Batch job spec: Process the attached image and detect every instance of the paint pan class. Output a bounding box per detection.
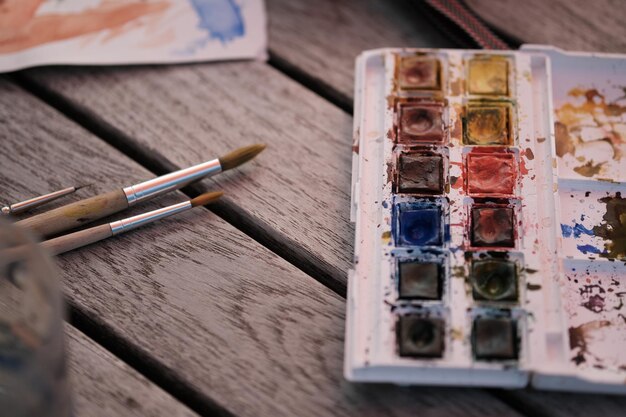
[393,198,448,247]
[348,45,626,393]
[464,101,514,146]
[397,315,445,357]
[395,250,447,301]
[396,100,446,144]
[471,259,518,302]
[472,316,518,360]
[469,201,517,248]
[396,55,441,91]
[395,148,448,195]
[467,55,511,96]
[465,148,518,197]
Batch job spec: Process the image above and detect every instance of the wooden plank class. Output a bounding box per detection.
[67,325,198,417]
[0,80,524,416]
[267,0,456,101]
[466,0,626,53]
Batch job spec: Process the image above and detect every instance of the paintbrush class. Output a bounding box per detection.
[1,184,90,216]
[41,191,223,256]
[16,144,265,238]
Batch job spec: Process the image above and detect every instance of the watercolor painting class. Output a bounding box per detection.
[0,0,266,72]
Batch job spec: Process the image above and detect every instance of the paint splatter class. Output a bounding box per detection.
[573,160,605,177]
[554,121,577,157]
[450,78,463,96]
[450,175,462,190]
[386,94,396,110]
[577,244,602,255]
[560,223,595,238]
[580,285,606,313]
[594,193,626,259]
[524,148,535,160]
[517,156,529,176]
[569,320,612,365]
[387,160,396,185]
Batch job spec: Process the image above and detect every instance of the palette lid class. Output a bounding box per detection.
[522,44,626,393]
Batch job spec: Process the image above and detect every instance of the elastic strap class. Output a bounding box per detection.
[424,0,510,49]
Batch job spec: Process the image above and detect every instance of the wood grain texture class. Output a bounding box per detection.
[67,325,198,417]
[17,189,127,238]
[267,0,456,101]
[23,62,355,287]
[44,223,113,256]
[466,0,626,53]
[19,2,626,414]
[0,81,524,417]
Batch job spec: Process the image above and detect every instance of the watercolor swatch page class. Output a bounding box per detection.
[347,45,626,394]
[0,0,266,72]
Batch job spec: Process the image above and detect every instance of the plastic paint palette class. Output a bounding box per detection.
[346,45,626,393]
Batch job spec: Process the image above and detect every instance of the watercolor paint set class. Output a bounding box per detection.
[346,45,626,393]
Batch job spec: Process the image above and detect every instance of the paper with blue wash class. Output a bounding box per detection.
[0,0,266,72]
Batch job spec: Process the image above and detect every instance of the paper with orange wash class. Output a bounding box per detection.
[0,0,266,72]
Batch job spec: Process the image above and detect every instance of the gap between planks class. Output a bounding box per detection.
[268,51,353,114]
[67,323,199,417]
[67,300,233,417]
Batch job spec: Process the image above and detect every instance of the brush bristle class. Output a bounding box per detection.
[190,191,224,207]
[218,144,266,171]
[75,184,93,191]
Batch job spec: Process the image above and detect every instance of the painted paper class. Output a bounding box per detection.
[0,0,266,72]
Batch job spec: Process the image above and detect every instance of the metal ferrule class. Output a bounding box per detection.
[110,201,192,235]
[1,186,77,215]
[123,159,221,206]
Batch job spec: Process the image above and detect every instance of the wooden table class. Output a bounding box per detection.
[2,1,626,416]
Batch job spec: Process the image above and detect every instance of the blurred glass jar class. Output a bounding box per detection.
[0,218,71,417]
